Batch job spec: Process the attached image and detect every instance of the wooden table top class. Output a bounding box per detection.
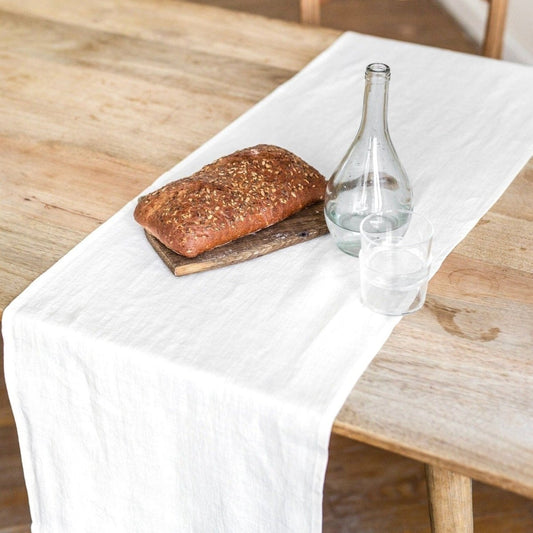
[1,0,532,500]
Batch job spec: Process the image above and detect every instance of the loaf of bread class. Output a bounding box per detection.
[134,144,326,258]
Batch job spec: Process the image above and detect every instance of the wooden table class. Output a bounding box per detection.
[1,1,532,531]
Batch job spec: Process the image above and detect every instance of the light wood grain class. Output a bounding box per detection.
[0,0,532,523]
[0,0,338,315]
[191,0,479,55]
[333,158,533,498]
[426,465,473,533]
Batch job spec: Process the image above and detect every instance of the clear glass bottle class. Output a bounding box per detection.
[324,63,413,256]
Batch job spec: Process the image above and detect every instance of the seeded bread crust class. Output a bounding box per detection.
[134,144,326,258]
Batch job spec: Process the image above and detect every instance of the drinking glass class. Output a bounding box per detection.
[359,210,433,315]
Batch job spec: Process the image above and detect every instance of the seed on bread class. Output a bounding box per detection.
[134,144,326,258]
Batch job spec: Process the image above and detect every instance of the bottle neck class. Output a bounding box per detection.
[358,65,390,138]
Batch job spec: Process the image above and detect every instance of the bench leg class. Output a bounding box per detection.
[425,464,474,533]
[300,0,321,25]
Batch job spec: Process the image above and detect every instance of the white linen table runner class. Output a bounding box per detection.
[4,32,533,532]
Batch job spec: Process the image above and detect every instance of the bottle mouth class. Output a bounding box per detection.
[366,63,391,80]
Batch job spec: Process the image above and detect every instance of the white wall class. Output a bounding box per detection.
[438,0,533,64]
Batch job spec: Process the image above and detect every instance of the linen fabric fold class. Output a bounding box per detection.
[4,32,533,532]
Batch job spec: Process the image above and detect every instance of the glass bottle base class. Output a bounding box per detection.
[324,212,363,257]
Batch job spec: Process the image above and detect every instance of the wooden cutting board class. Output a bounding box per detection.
[145,201,329,276]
